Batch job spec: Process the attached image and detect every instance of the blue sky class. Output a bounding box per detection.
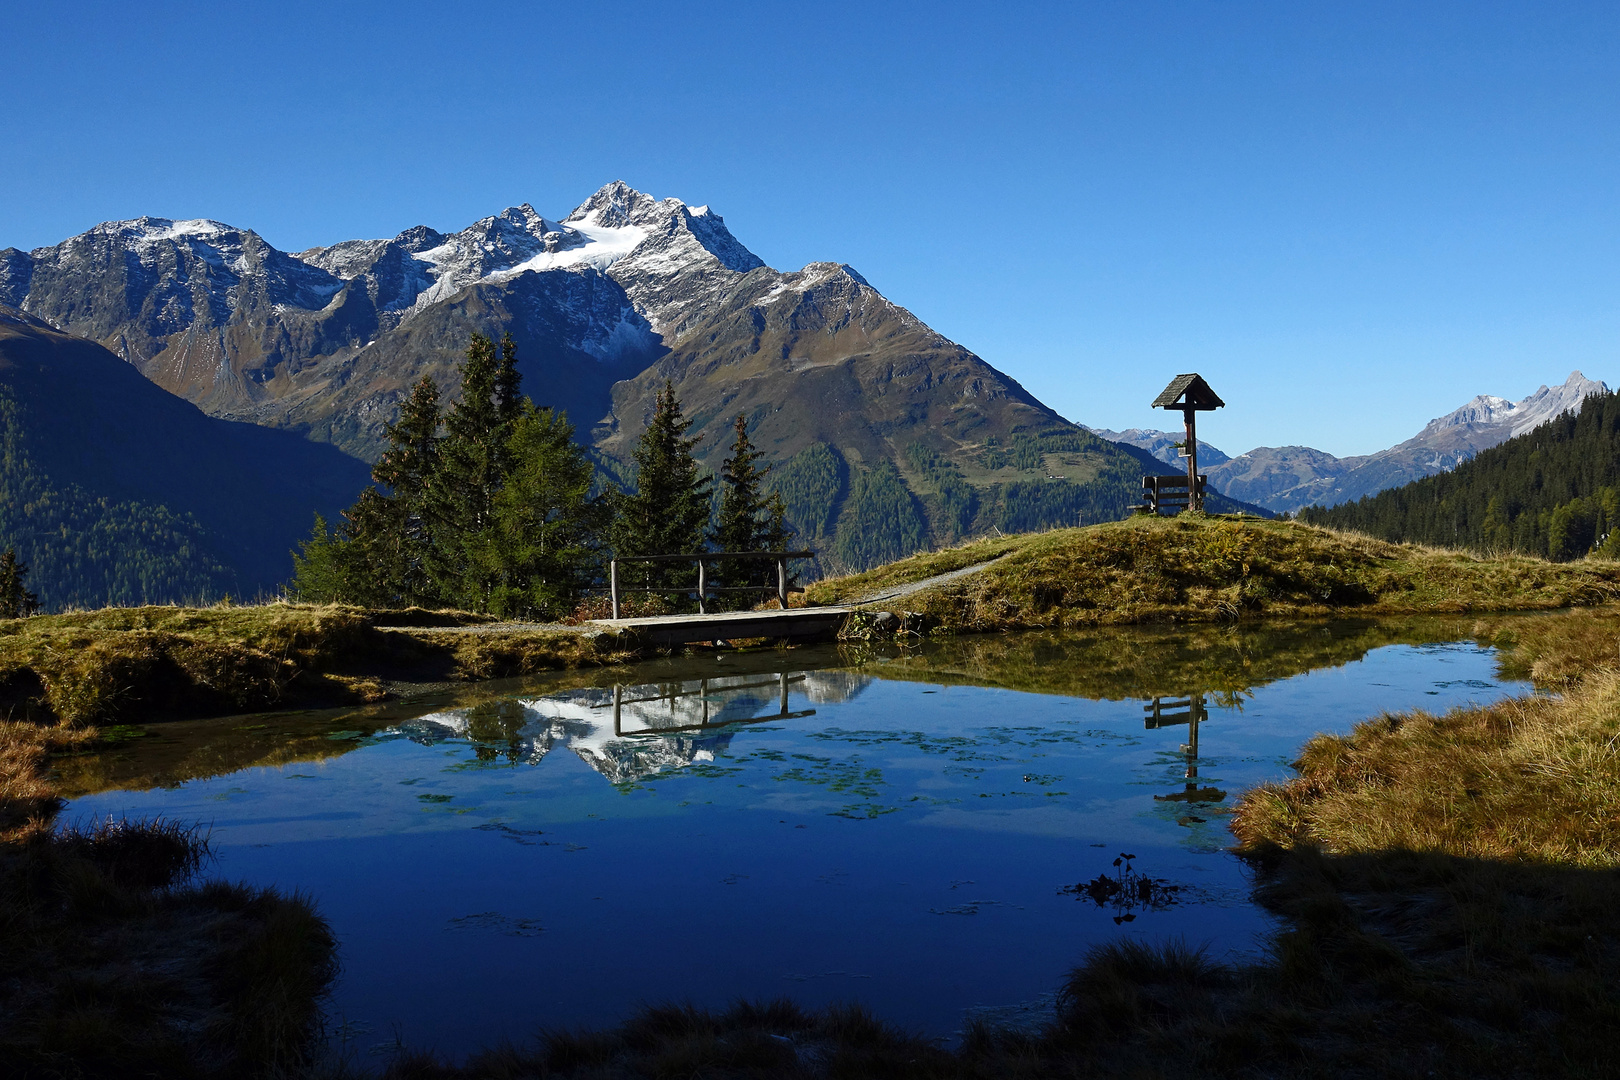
[3,0,1615,457]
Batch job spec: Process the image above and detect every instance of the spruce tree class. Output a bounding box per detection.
[469,403,607,619]
[713,414,784,600]
[612,380,712,596]
[0,547,40,618]
[288,514,360,604]
[355,374,443,606]
[762,490,794,553]
[426,333,523,608]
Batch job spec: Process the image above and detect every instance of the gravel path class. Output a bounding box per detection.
[847,554,1008,607]
[373,620,576,635]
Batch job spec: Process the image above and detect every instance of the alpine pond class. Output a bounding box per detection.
[56,617,1538,1057]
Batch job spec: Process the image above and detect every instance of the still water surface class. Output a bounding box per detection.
[58,619,1534,1055]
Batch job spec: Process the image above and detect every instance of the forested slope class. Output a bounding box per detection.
[0,308,370,607]
[763,433,1259,574]
[1301,390,1620,561]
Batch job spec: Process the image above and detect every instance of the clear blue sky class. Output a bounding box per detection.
[3,0,1616,457]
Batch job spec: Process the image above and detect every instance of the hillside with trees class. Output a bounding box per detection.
[293,338,793,618]
[1301,389,1620,561]
[0,307,370,609]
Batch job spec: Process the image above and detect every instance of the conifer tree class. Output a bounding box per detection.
[356,374,443,605]
[426,333,523,607]
[290,375,444,606]
[469,403,607,619]
[715,415,768,551]
[288,514,359,604]
[762,490,794,553]
[713,414,794,600]
[612,380,712,594]
[0,547,40,618]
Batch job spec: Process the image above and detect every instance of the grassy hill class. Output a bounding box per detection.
[805,514,1620,628]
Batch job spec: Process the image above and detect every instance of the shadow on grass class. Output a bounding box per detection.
[1,811,337,1079]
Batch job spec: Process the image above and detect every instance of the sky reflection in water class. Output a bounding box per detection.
[61,626,1529,1056]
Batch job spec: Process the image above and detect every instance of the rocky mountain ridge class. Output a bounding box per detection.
[2,182,1236,571]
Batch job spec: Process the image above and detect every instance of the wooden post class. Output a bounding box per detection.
[1183,407,1200,513]
[1182,694,1204,781]
[610,559,620,620]
[697,558,707,614]
[777,556,788,609]
[779,670,789,715]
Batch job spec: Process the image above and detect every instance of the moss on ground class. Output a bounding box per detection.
[0,602,634,728]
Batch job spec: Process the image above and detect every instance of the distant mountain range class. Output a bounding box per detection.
[1,181,1258,589]
[1090,371,1611,514]
[1302,385,1620,561]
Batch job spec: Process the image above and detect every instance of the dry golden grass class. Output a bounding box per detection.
[1234,606,1620,866]
[0,720,92,836]
[1234,671,1620,866]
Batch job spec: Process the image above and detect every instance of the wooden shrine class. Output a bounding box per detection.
[1145,373,1225,514]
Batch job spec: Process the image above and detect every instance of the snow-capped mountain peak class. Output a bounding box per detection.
[319,182,768,328]
[1508,371,1610,436]
[1414,370,1610,442]
[563,179,666,229]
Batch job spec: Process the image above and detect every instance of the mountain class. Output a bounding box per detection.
[3,182,1259,571]
[1301,388,1620,561]
[0,306,370,607]
[1083,427,1230,468]
[1111,371,1611,515]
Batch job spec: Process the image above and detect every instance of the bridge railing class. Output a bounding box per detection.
[608,550,817,619]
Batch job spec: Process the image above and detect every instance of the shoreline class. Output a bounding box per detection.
[4,518,1619,1075]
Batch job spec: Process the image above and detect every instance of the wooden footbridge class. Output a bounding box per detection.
[588,550,851,646]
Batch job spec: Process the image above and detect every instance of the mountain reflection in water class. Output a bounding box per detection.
[388,672,868,784]
[54,617,1546,1057]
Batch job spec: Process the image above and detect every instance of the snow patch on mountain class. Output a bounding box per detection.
[1407,371,1609,444]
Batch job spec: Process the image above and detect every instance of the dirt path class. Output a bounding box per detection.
[846,555,1009,607]
[373,621,576,635]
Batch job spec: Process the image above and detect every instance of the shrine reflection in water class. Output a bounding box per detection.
[57,618,1536,1056]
